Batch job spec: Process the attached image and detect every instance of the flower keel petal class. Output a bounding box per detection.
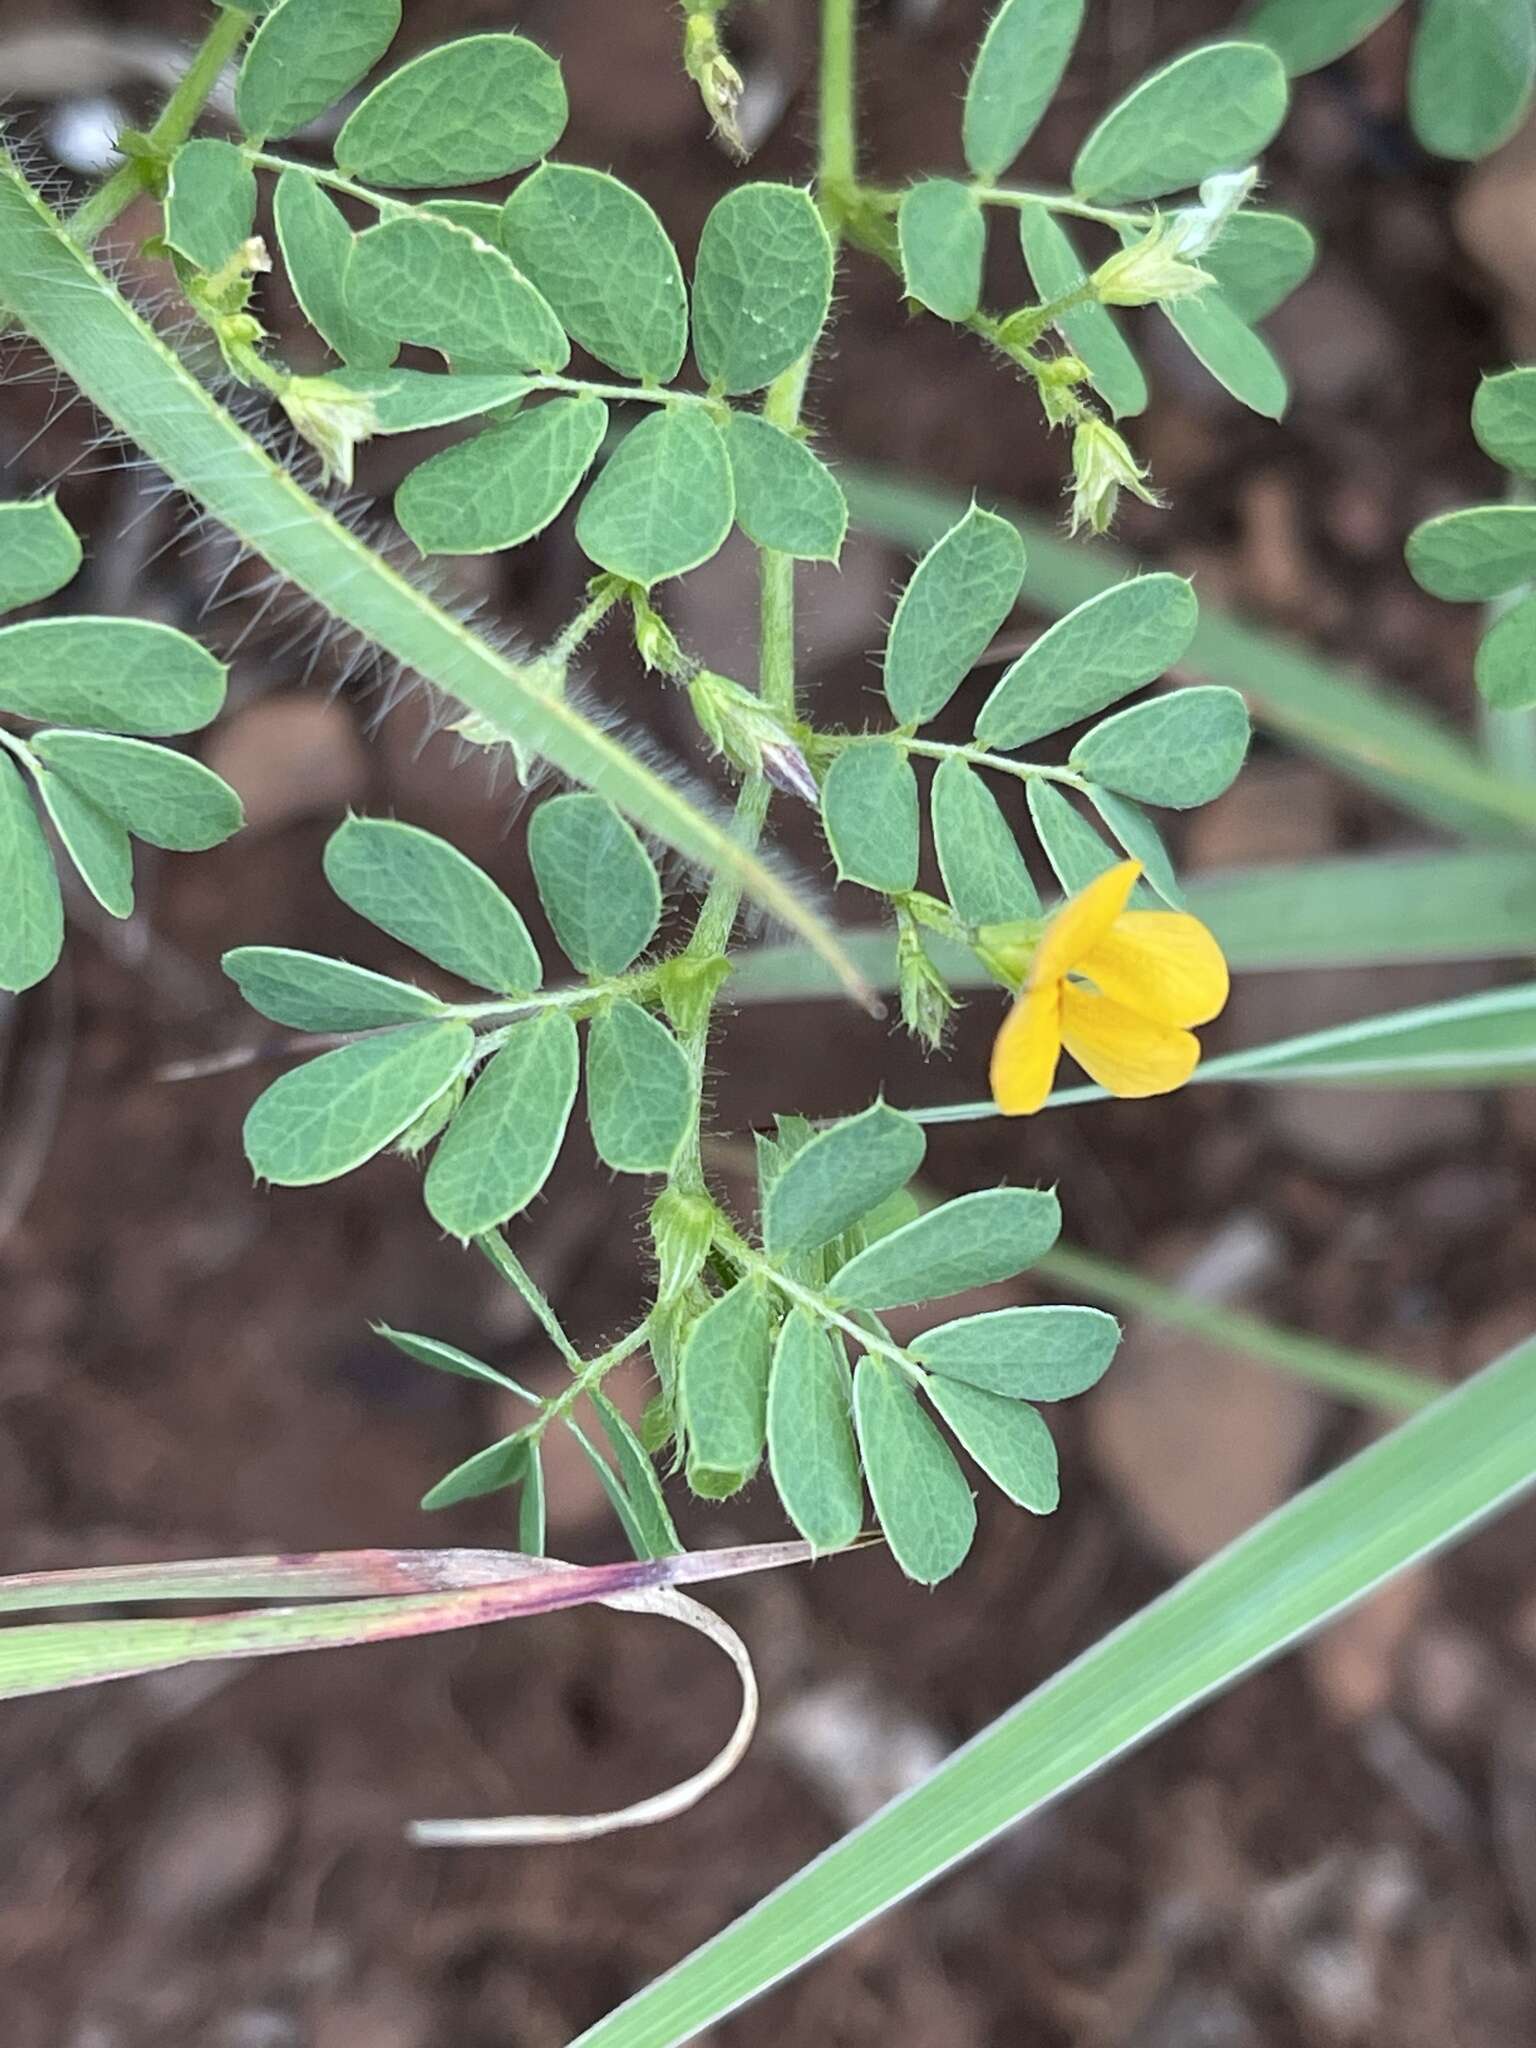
[1060,983,1199,1098]
[1081,910,1229,1028]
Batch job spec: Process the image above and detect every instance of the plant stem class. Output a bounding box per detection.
[476,1233,583,1368]
[820,729,1090,795]
[975,185,1148,233]
[1034,1244,1441,1415]
[70,7,254,247]
[534,373,714,411]
[238,147,410,217]
[716,1225,919,1380]
[818,0,859,196]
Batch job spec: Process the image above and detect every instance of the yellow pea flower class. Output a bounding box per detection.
[989,860,1229,1115]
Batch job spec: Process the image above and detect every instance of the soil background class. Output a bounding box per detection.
[4,2,1536,2043]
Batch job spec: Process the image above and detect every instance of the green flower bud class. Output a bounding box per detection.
[897,915,957,1052]
[1092,221,1212,308]
[683,11,747,160]
[279,375,378,488]
[1068,417,1161,536]
[650,1185,718,1305]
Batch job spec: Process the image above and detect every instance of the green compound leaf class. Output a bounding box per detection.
[501,164,687,384]
[724,414,847,563]
[762,1100,926,1260]
[376,1325,534,1398]
[236,0,400,141]
[273,170,398,371]
[335,32,568,187]
[162,138,256,274]
[327,366,533,433]
[422,1432,532,1513]
[30,730,242,851]
[396,397,606,557]
[423,1009,579,1239]
[1160,287,1289,420]
[767,1310,864,1552]
[975,571,1197,748]
[575,407,734,587]
[1406,505,1536,601]
[244,1019,475,1186]
[883,504,1026,726]
[910,1303,1120,1399]
[1086,787,1184,907]
[529,793,661,977]
[592,1391,682,1559]
[222,947,443,1030]
[1476,592,1536,712]
[821,739,920,895]
[692,184,834,396]
[349,214,568,375]
[0,619,226,735]
[963,0,1086,181]
[925,1378,1059,1512]
[584,999,692,1175]
[1243,0,1398,75]
[1027,778,1131,896]
[323,815,542,995]
[1070,685,1251,809]
[0,497,81,612]
[1072,42,1288,204]
[1409,0,1536,160]
[897,179,985,322]
[854,1358,975,1584]
[1201,210,1317,323]
[1018,205,1146,420]
[0,752,63,992]
[31,766,133,917]
[931,755,1040,925]
[1473,368,1536,478]
[829,1186,1061,1310]
[679,1279,774,1496]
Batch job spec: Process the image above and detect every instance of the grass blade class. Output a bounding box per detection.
[569,1332,1536,2048]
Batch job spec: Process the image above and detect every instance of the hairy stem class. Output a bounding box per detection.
[818,0,859,196]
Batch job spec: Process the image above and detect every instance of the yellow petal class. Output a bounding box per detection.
[1080,910,1230,1028]
[1059,983,1200,1098]
[1029,859,1142,990]
[990,980,1063,1116]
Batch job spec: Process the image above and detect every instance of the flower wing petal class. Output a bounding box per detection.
[990,980,1063,1116]
[1060,983,1200,1098]
[1081,910,1229,1028]
[1030,859,1141,990]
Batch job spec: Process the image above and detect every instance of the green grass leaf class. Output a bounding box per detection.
[883,504,1025,726]
[501,164,687,384]
[1409,0,1536,160]
[1070,684,1251,807]
[1201,210,1317,322]
[1017,205,1147,419]
[223,946,443,1030]
[324,815,542,995]
[575,407,734,586]
[1072,42,1288,204]
[30,730,242,851]
[1243,0,1399,75]
[244,1020,474,1185]
[829,1186,1061,1310]
[897,179,985,321]
[163,138,256,273]
[0,618,225,735]
[30,765,133,917]
[762,1100,926,1260]
[1476,591,1536,712]
[854,1358,975,1584]
[766,1310,863,1552]
[724,414,847,562]
[1474,367,1536,477]
[976,572,1196,748]
[326,366,533,433]
[585,999,692,1174]
[237,0,400,141]
[349,212,567,374]
[0,751,61,991]
[963,0,1086,180]
[396,396,606,557]
[821,739,920,894]
[679,1279,773,1496]
[423,1010,579,1238]
[692,185,833,396]
[931,754,1041,924]
[1406,505,1536,601]
[1160,286,1289,419]
[273,169,398,370]
[925,1379,1059,1511]
[528,793,661,976]
[911,1304,1120,1399]
[335,32,567,187]
[0,497,80,611]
